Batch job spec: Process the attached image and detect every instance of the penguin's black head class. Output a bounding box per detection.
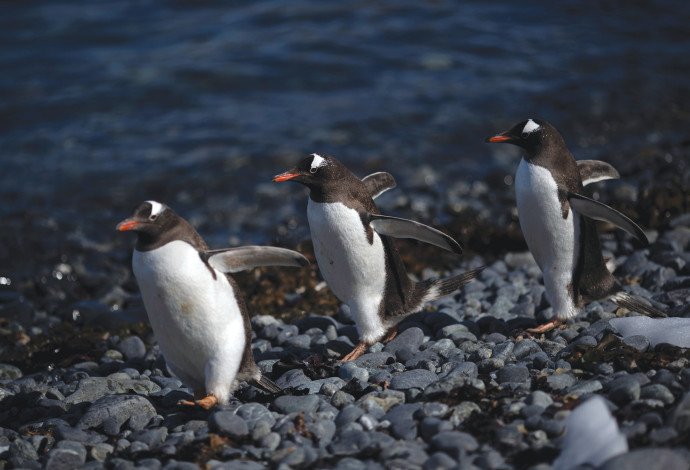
[272,153,340,188]
[486,119,551,155]
[116,200,178,242]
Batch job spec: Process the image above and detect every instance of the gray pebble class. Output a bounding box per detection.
[209,412,249,438]
[117,336,146,361]
[496,364,530,384]
[383,327,425,355]
[389,369,438,391]
[545,373,576,391]
[430,431,479,459]
[273,394,321,414]
[608,375,642,405]
[235,403,275,428]
[338,362,370,382]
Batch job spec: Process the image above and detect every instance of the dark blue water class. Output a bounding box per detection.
[2,0,689,247]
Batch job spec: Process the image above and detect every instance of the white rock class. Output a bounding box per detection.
[553,396,628,470]
[610,317,690,348]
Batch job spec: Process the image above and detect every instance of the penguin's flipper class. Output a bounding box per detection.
[369,214,463,254]
[362,172,397,199]
[567,192,649,246]
[205,246,310,273]
[249,375,283,394]
[577,160,620,186]
[610,291,668,318]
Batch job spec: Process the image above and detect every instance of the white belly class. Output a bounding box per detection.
[132,240,245,402]
[515,158,579,319]
[307,199,387,343]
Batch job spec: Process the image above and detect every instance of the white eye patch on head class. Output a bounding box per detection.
[146,200,165,217]
[310,153,326,171]
[522,119,541,135]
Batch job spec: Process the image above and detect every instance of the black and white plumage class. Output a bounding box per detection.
[117,201,308,408]
[487,119,666,333]
[273,154,483,361]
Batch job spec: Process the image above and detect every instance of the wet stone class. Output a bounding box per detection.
[496,364,530,384]
[608,375,642,405]
[430,431,479,459]
[209,412,249,438]
[235,403,275,428]
[383,327,425,355]
[273,394,321,414]
[545,373,576,391]
[389,369,438,391]
[117,336,146,361]
[640,384,675,405]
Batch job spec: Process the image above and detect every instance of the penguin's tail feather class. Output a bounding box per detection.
[610,291,668,318]
[249,375,283,394]
[419,266,485,303]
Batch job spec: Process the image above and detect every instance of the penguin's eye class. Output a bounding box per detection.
[310,167,318,174]
[149,214,158,221]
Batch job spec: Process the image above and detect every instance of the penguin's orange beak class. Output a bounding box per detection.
[272,172,299,182]
[116,219,140,231]
[486,135,512,143]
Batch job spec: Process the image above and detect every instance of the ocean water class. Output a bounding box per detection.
[1,0,688,246]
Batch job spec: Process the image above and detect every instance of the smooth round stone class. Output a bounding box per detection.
[479,357,505,373]
[525,390,554,408]
[335,406,364,427]
[383,327,425,355]
[235,403,275,428]
[117,336,146,361]
[389,369,438,391]
[273,395,321,414]
[276,369,311,389]
[209,412,248,438]
[331,391,355,408]
[640,384,675,405]
[283,334,311,349]
[496,364,530,384]
[430,431,479,459]
[609,376,642,405]
[545,373,576,391]
[0,364,25,380]
[419,417,453,441]
[338,362,369,382]
[423,452,457,470]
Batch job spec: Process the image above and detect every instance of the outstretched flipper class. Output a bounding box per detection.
[567,192,649,245]
[249,375,282,394]
[362,172,397,199]
[369,214,463,254]
[610,291,667,318]
[204,246,309,273]
[577,160,620,186]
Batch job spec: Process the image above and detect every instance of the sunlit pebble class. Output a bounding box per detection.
[0,277,11,286]
[72,310,81,322]
[53,271,63,280]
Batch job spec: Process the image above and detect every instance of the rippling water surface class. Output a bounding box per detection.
[2,0,688,246]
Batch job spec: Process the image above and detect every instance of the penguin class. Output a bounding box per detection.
[117,201,309,408]
[486,119,666,333]
[273,154,484,361]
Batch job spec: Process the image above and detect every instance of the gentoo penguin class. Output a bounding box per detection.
[486,119,666,333]
[273,154,484,361]
[117,201,309,408]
